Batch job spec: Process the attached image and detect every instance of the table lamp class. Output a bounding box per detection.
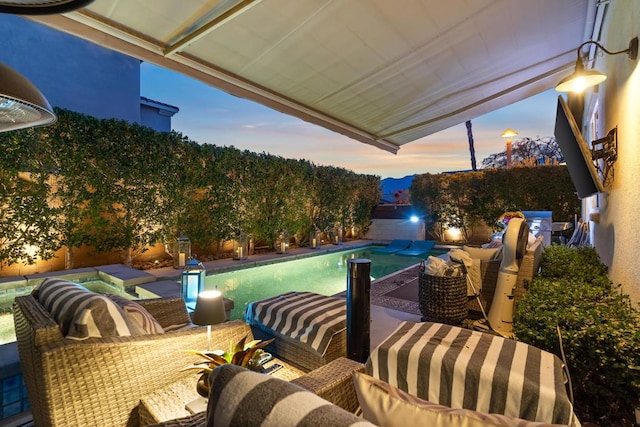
[193,290,226,351]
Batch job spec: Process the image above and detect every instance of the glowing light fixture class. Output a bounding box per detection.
[410,215,419,223]
[193,290,226,351]
[501,129,517,168]
[0,0,94,15]
[555,37,638,93]
[0,62,56,132]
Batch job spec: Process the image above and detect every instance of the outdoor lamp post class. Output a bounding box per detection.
[181,258,206,310]
[276,230,289,254]
[501,128,518,168]
[233,231,248,260]
[174,235,191,269]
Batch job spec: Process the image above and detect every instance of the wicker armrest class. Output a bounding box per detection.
[291,357,364,413]
[138,297,193,328]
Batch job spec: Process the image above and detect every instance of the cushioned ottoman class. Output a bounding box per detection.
[245,292,347,371]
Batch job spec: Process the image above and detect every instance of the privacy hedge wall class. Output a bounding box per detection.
[410,166,581,241]
[0,108,381,268]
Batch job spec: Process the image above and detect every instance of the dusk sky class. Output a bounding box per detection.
[141,62,559,179]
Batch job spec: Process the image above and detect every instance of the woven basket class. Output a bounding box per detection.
[418,271,468,325]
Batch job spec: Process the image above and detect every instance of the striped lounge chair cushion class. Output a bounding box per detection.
[37,277,149,340]
[366,321,580,426]
[206,364,374,427]
[245,292,346,357]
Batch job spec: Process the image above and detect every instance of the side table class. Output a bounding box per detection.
[139,359,305,425]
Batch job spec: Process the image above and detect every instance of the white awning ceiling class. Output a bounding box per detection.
[27,0,594,154]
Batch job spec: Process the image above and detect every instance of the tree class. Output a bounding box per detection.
[481,136,562,168]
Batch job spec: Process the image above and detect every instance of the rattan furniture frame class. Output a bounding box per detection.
[144,357,365,427]
[13,295,251,427]
[249,322,347,372]
[139,356,306,425]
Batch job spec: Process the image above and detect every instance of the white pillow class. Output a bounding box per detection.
[352,372,568,427]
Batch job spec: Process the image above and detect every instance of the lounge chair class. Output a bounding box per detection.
[371,239,412,254]
[395,239,436,256]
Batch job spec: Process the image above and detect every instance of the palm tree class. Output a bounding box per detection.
[466,120,477,171]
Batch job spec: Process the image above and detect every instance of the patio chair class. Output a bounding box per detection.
[371,239,412,254]
[13,291,251,427]
[395,239,436,256]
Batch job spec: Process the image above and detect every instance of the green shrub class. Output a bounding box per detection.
[514,246,640,426]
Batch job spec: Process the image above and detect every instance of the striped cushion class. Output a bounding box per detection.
[206,364,374,427]
[366,321,580,426]
[106,294,164,335]
[353,372,568,427]
[37,278,140,340]
[245,292,346,357]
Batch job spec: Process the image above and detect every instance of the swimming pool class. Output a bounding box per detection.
[205,246,434,320]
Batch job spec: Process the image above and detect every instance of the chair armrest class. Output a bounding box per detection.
[291,357,365,413]
[138,297,192,328]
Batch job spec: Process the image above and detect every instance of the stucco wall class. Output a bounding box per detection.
[365,219,425,241]
[0,15,141,123]
[590,0,640,303]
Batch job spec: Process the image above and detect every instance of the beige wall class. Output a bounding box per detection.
[365,219,425,241]
[587,0,640,303]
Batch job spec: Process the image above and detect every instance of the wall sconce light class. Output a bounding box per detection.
[555,37,638,93]
[0,62,56,132]
[181,258,206,310]
[0,0,94,14]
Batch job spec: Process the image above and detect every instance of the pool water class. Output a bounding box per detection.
[0,279,133,345]
[206,246,435,320]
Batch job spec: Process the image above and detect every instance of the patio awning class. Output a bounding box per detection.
[28,0,593,153]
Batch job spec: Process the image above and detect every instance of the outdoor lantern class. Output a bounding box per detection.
[174,235,191,269]
[233,231,248,260]
[310,228,321,249]
[181,258,206,310]
[333,224,343,245]
[276,230,289,254]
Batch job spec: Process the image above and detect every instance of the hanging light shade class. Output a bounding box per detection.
[0,0,94,15]
[555,37,638,93]
[554,59,607,93]
[0,62,56,132]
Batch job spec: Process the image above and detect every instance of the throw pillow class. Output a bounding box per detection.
[353,372,567,427]
[105,294,164,335]
[463,245,503,261]
[37,277,140,340]
[207,364,375,427]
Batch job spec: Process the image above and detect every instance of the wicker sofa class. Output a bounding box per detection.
[13,294,253,427]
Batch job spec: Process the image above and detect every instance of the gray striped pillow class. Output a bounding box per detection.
[206,364,374,427]
[37,278,138,340]
[106,294,164,335]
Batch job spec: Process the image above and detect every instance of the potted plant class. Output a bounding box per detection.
[184,335,275,397]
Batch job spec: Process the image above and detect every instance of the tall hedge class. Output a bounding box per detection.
[410,166,581,240]
[0,108,380,267]
[514,246,640,426]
